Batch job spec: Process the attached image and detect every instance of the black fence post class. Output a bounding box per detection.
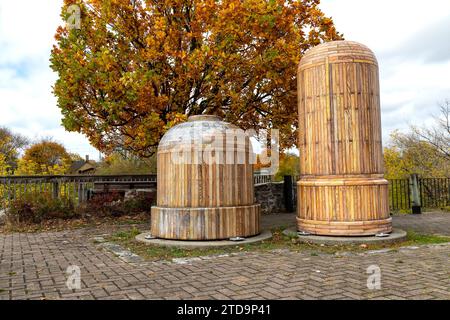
[409,174,421,214]
[283,175,294,212]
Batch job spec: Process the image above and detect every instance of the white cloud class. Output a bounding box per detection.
[320,0,450,55]
[0,1,61,64]
[0,0,99,159]
[320,0,450,144]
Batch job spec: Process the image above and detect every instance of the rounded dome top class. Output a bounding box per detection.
[298,40,377,70]
[158,115,249,153]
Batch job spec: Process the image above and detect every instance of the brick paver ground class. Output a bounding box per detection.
[0,212,449,300]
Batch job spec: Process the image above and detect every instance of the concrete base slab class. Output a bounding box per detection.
[282,227,407,245]
[136,230,273,249]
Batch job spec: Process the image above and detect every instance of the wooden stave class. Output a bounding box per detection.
[156,119,255,209]
[151,204,261,240]
[297,181,390,221]
[297,61,383,175]
[156,153,255,208]
[296,217,392,236]
[297,41,391,236]
[153,116,261,240]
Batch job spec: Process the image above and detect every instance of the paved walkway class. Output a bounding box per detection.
[0,212,449,300]
[392,212,450,236]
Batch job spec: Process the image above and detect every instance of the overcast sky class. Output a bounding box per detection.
[0,0,449,160]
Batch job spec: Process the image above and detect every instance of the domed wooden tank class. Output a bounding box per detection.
[296,41,392,236]
[151,115,261,240]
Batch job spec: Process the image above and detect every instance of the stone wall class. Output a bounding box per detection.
[254,181,297,215]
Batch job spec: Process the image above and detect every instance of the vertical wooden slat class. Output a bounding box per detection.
[297,41,391,236]
[151,115,261,240]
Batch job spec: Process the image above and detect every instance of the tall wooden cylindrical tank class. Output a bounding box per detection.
[151,115,261,240]
[296,41,392,236]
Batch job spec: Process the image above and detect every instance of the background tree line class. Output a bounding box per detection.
[0,127,157,176]
[0,129,78,175]
[383,101,450,179]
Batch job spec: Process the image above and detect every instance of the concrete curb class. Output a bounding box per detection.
[135,230,273,249]
[282,227,407,245]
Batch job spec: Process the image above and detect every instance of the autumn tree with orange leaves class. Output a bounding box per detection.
[51,0,342,157]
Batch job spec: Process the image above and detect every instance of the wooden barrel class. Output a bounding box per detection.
[151,115,261,240]
[296,41,392,236]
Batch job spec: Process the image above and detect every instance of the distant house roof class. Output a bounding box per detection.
[69,156,97,174]
[69,161,83,172]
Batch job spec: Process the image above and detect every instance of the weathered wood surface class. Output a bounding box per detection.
[151,115,261,240]
[151,205,260,240]
[297,41,391,236]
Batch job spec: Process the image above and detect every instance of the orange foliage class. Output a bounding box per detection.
[21,141,71,174]
[51,0,342,157]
